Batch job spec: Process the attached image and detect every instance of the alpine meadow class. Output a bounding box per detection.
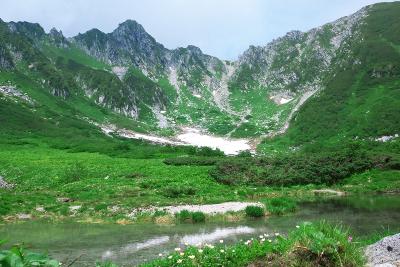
[0,1,399,267]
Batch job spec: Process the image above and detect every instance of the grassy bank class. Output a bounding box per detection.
[3,221,389,267]
[142,221,365,267]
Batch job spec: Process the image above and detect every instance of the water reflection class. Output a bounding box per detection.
[1,195,399,266]
[102,236,170,260]
[180,226,256,245]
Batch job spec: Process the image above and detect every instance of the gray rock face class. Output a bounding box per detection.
[71,6,368,128]
[365,233,400,267]
[0,45,14,70]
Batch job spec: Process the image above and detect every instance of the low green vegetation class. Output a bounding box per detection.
[141,221,364,267]
[0,242,59,267]
[0,137,398,223]
[244,206,265,218]
[175,210,206,223]
[211,143,399,186]
[264,197,297,215]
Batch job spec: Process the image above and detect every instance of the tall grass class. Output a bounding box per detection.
[264,197,297,215]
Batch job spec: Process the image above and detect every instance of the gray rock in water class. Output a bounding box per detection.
[365,233,400,267]
[0,175,13,189]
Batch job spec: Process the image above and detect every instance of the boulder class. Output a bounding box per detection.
[365,233,400,267]
[0,175,13,189]
[57,197,73,203]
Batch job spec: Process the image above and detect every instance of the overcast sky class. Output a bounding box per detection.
[0,0,395,60]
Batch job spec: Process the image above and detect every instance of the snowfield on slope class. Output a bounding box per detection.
[96,123,252,155]
[176,128,251,155]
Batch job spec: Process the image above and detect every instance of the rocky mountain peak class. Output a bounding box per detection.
[49,27,68,47]
[7,21,45,40]
[186,45,203,55]
[115,19,146,34]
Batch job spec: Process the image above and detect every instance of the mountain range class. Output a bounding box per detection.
[0,1,399,152]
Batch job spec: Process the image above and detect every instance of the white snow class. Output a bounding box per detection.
[193,94,202,98]
[374,134,399,142]
[111,66,128,79]
[94,122,252,155]
[269,95,293,105]
[177,128,251,155]
[117,129,185,146]
[279,97,293,104]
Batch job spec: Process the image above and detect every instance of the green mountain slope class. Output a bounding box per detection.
[259,2,400,152]
[0,2,399,151]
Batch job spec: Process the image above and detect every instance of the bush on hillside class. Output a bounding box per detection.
[63,162,88,183]
[163,157,219,166]
[162,186,196,198]
[209,148,397,186]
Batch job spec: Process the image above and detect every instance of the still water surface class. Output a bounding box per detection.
[1,195,399,266]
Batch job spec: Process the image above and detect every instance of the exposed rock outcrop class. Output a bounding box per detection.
[365,233,400,267]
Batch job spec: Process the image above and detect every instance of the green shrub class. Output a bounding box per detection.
[210,148,381,186]
[265,197,297,215]
[63,162,88,183]
[153,210,168,217]
[189,147,224,157]
[59,206,69,216]
[191,211,206,223]
[94,203,108,211]
[176,210,192,222]
[237,150,252,157]
[0,203,11,215]
[245,205,264,217]
[163,157,218,166]
[162,186,196,198]
[175,210,206,223]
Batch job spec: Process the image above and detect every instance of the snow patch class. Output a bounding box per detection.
[92,121,251,155]
[374,134,399,143]
[111,66,128,80]
[177,127,251,155]
[269,93,294,105]
[118,129,183,145]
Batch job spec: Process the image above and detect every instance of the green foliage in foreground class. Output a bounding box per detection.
[141,221,364,267]
[0,243,59,267]
[264,197,297,215]
[245,206,265,218]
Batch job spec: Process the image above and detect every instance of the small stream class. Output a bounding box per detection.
[1,195,399,266]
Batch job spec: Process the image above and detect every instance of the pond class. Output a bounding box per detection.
[1,195,399,266]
